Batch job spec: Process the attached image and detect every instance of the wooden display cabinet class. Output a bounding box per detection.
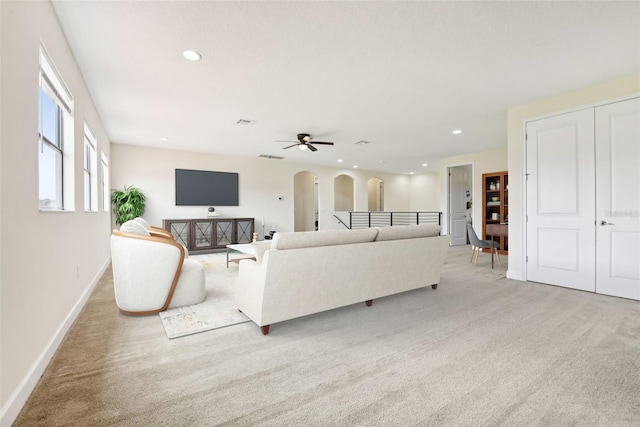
[163,218,254,251]
[482,171,508,255]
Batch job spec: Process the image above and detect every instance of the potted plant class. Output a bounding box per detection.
[111,185,146,225]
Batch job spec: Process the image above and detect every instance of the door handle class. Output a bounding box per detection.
[600,220,615,226]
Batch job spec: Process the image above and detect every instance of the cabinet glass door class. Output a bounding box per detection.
[236,219,253,243]
[215,220,234,246]
[193,220,214,249]
[168,221,189,247]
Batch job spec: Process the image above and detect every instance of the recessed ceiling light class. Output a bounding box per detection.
[159,137,169,141]
[409,172,415,175]
[452,129,462,135]
[353,165,358,168]
[422,163,428,167]
[337,159,343,163]
[183,50,202,61]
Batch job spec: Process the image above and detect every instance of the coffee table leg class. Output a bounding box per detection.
[226,247,229,268]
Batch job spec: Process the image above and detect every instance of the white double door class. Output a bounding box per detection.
[526,97,640,300]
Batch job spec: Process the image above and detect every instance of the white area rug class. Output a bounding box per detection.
[159,253,250,339]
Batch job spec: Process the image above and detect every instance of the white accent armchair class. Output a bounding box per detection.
[111,220,205,315]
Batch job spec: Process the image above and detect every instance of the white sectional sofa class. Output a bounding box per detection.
[235,224,449,334]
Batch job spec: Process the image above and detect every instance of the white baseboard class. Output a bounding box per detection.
[0,258,111,427]
[506,270,524,281]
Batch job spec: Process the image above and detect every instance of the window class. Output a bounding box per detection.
[84,122,98,211]
[101,151,109,212]
[39,45,74,210]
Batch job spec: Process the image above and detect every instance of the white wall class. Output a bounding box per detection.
[0,2,112,424]
[409,172,440,211]
[506,73,640,281]
[111,144,415,235]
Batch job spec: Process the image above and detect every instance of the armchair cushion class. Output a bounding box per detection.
[120,220,150,236]
[133,217,151,228]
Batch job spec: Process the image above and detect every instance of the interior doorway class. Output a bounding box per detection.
[448,164,472,246]
[334,174,354,211]
[367,177,384,211]
[293,171,318,232]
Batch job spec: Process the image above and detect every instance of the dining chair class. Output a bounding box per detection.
[466,223,501,267]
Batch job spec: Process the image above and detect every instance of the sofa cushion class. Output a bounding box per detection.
[272,228,379,250]
[120,220,150,236]
[374,224,441,241]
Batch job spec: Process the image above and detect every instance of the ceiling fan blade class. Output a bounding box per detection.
[307,144,318,152]
[309,141,334,145]
[282,144,299,150]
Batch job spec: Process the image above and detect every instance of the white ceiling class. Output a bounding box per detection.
[52,1,640,174]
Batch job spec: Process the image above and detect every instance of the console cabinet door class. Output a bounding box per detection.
[164,220,190,248]
[215,220,234,246]
[235,218,254,243]
[192,220,216,250]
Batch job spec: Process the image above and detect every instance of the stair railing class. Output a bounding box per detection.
[333,211,441,229]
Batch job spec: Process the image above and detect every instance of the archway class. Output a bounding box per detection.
[367,177,384,211]
[334,174,354,211]
[293,171,318,232]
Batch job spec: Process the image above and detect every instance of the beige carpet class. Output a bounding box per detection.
[159,254,250,339]
[14,246,640,426]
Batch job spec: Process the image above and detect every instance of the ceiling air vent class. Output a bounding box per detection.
[355,140,371,145]
[258,154,284,160]
[237,118,256,126]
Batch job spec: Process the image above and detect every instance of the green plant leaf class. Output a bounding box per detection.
[111,185,146,225]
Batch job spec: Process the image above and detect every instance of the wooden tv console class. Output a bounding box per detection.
[163,218,254,251]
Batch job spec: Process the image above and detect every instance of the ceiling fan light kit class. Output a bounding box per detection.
[278,133,334,152]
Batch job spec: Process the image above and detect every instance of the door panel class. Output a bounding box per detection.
[526,109,595,292]
[449,168,467,246]
[537,228,579,271]
[595,98,640,300]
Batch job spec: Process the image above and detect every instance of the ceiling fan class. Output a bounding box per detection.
[278,133,334,152]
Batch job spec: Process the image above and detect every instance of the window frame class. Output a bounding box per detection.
[38,45,74,211]
[84,122,98,212]
[101,151,110,212]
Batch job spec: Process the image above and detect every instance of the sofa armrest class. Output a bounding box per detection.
[235,252,271,325]
[148,227,174,239]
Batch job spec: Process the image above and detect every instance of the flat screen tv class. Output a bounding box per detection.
[175,169,239,206]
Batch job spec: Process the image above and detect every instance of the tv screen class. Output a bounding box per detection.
[175,169,239,206]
